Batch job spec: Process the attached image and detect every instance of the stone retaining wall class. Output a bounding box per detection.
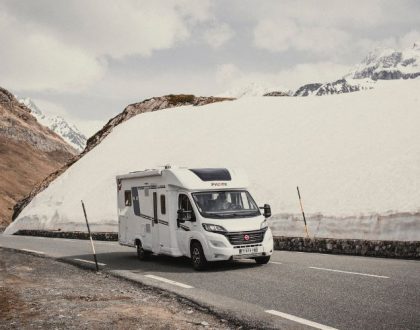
[274,236,420,259]
[14,230,118,241]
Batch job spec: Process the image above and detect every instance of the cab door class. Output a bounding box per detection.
[176,193,195,256]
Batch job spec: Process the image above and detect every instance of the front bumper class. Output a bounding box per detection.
[203,229,274,262]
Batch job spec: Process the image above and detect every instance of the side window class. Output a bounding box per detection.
[124,190,132,206]
[178,194,195,221]
[160,194,166,215]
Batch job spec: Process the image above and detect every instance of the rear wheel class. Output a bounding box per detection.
[191,242,207,271]
[255,256,270,264]
[136,241,151,261]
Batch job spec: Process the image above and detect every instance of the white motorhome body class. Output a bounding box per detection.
[116,167,273,269]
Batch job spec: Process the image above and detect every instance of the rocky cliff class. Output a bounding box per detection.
[0,87,77,229]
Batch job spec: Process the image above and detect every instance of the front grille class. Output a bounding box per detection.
[224,228,266,246]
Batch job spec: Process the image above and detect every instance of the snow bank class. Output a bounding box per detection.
[6,79,420,240]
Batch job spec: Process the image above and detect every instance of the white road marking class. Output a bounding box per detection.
[25,236,46,240]
[266,310,338,330]
[73,258,106,266]
[270,261,283,265]
[21,248,45,255]
[309,266,389,279]
[93,242,119,246]
[145,274,194,289]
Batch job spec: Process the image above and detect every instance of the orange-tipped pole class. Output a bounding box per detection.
[297,186,310,238]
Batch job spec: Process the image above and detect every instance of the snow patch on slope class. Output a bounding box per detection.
[218,82,292,98]
[6,79,420,241]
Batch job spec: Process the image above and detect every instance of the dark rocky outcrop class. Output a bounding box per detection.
[263,91,290,97]
[293,83,323,96]
[293,79,372,97]
[12,94,234,221]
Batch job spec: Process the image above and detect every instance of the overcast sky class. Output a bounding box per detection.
[1,0,420,135]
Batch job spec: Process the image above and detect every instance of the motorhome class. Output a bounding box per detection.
[116,166,273,270]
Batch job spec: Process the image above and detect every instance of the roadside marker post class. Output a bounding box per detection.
[297,186,310,238]
[81,200,99,272]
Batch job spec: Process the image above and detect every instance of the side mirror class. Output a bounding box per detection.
[177,209,196,224]
[177,209,186,224]
[261,204,271,218]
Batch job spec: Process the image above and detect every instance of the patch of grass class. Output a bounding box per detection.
[167,94,195,105]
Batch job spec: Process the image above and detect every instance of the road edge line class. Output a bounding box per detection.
[266,310,338,330]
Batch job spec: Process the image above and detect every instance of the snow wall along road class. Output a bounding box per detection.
[6,79,420,241]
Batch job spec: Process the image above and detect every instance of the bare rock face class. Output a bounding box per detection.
[12,94,233,221]
[0,87,77,229]
[293,83,323,97]
[293,79,373,97]
[263,91,290,97]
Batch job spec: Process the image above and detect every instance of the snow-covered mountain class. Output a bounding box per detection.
[17,98,87,152]
[218,82,292,98]
[295,42,420,97]
[349,42,420,80]
[223,42,420,98]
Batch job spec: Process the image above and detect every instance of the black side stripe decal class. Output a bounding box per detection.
[137,214,169,226]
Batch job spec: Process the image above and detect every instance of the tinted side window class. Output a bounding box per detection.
[160,194,166,215]
[124,190,132,206]
[178,194,195,220]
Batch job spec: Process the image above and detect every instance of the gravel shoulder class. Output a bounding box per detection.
[0,248,240,329]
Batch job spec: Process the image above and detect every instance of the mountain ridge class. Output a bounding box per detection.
[0,86,77,229]
[17,97,87,152]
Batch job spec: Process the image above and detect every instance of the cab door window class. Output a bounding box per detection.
[178,194,195,221]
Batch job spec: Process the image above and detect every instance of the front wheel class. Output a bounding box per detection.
[191,242,208,271]
[255,256,270,264]
[136,241,151,261]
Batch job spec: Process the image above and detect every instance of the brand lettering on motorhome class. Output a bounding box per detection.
[211,182,227,187]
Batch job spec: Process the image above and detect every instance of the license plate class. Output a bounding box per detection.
[239,247,259,255]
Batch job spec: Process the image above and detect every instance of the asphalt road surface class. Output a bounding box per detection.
[1,234,419,329]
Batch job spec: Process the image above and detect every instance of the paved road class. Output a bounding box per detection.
[1,234,419,329]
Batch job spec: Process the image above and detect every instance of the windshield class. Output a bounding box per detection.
[192,190,260,219]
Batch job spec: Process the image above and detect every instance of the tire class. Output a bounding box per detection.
[255,256,270,264]
[136,241,151,261]
[190,242,208,271]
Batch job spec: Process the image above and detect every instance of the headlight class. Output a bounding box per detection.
[260,220,268,229]
[210,240,227,247]
[202,223,227,233]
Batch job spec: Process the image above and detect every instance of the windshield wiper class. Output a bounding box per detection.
[203,212,228,218]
